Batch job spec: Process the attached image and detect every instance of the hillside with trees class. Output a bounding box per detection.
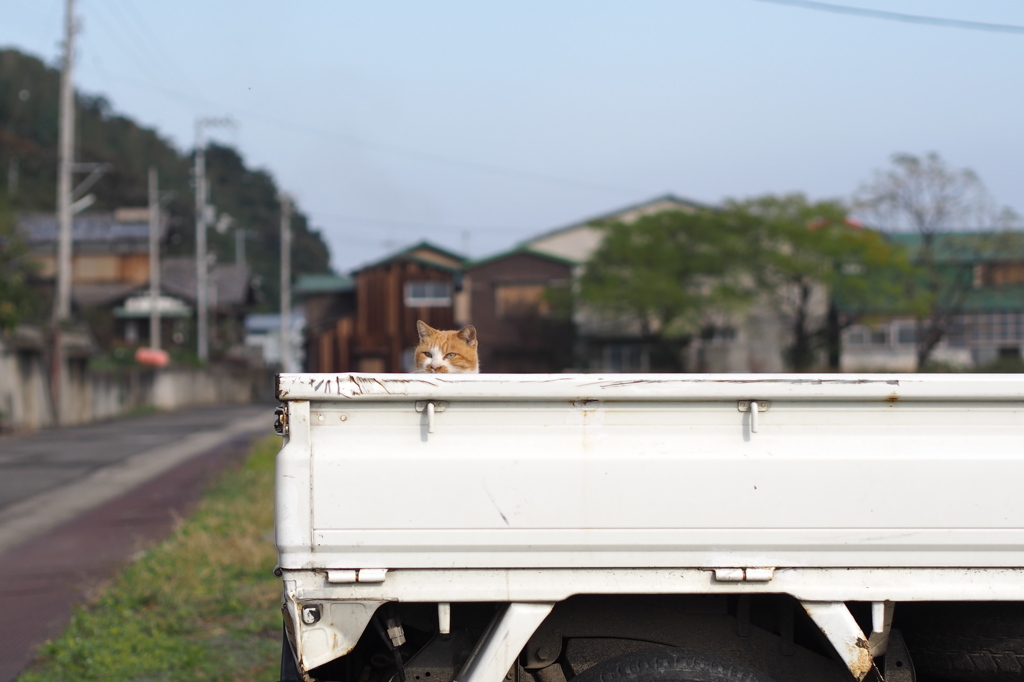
[0,47,331,317]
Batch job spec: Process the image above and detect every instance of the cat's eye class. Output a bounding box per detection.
[422,351,431,358]
[445,353,457,359]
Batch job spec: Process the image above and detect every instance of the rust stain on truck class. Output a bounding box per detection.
[848,637,874,679]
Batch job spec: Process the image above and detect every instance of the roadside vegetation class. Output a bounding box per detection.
[19,436,282,682]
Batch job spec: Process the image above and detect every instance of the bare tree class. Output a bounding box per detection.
[856,152,1019,367]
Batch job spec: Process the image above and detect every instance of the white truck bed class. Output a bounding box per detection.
[274,373,1024,682]
[277,373,1024,570]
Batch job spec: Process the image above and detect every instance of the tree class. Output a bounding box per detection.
[726,194,911,371]
[0,48,335,320]
[0,200,38,331]
[856,152,1020,367]
[578,209,751,371]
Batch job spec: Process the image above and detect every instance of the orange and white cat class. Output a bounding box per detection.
[413,320,479,373]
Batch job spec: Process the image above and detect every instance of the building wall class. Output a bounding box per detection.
[528,226,604,264]
[0,329,267,433]
[352,261,457,372]
[527,198,699,263]
[467,253,574,373]
[0,338,51,430]
[32,252,150,284]
[839,316,1003,372]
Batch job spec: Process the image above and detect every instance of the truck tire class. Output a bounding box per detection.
[900,603,1024,681]
[569,648,775,682]
[280,629,303,682]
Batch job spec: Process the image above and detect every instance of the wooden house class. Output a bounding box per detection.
[463,247,576,372]
[302,242,465,373]
[295,274,355,373]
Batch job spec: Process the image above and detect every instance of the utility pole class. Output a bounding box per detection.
[235,227,247,267]
[148,166,161,349]
[50,0,76,425]
[7,158,18,197]
[193,116,232,362]
[53,0,76,325]
[279,194,293,373]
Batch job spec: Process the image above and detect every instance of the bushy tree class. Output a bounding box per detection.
[0,200,38,331]
[727,194,911,370]
[579,209,752,371]
[856,152,1020,367]
[1,48,334,320]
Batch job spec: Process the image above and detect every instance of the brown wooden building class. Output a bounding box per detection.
[20,208,162,309]
[464,246,576,373]
[303,242,465,373]
[296,274,356,373]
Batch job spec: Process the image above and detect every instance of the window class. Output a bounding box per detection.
[404,281,452,307]
[700,325,737,345]
[947,319,968,347]
[495,284,550,319]
[979,263,1024,287]
[714,326,737,343]
[896,326,917,345]
[845,329,866,346]
[869,329,888,346]
[604,344,647,372]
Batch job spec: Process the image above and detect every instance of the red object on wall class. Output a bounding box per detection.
[135,347,170,367]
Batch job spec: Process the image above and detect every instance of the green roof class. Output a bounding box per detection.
[836,230,1024,316]
[884,231,1024,263]
[464,246,580,270]
[352,240,466,274]
[293,273,354,295]
[521,194,710,247]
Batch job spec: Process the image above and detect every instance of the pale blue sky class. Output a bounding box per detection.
[3,0,1022,272]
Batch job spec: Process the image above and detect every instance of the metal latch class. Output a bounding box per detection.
[415,400,448,433]
[737,400,770,433]
[713,567,775,582]
[274,404,289,436]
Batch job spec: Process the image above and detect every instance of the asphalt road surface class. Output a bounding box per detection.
[0,403,273,682]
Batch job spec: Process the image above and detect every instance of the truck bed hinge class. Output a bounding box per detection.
[326,569,389,584]
[712,567,776,582]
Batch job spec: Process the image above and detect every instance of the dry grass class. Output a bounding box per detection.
[19,435,283,682]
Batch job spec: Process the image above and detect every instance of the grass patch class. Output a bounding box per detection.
[19,435,283,682]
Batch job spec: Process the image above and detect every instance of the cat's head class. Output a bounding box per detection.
[414,320,479,374]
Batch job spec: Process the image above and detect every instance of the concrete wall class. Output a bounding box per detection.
[0,337,52,431]
[0,333,270,433]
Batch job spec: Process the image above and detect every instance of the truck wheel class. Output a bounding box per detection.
[901,603,1024,681]
[570,648,775,682]
[280,629,303,682]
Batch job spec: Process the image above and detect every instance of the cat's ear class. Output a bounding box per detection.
[457,325,477,347]
[416,320,435,340]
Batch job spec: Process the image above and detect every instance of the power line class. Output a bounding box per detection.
[233,110,642,197]
[753,0,1024,34]
[85,2,177,90]
[109,0,204,97]
[309,210,529,234]
[85,68,643,197]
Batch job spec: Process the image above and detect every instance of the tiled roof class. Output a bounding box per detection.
[160,257,253,307]
[17,211,165,245]
[71,282,145,308]
[294,273,354,295]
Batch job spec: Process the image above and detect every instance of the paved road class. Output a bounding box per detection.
[0,403,274,682]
